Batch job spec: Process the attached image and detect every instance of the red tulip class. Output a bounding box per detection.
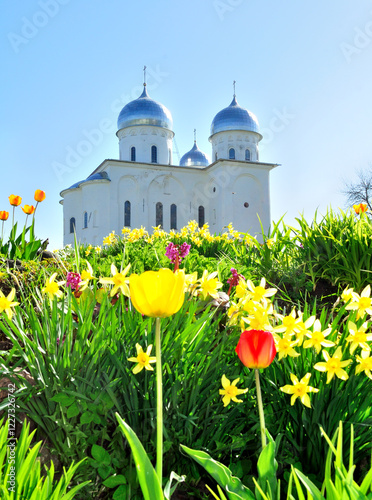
[34,190,46,202]
[22,205,35,215]
[8,195,22,207]
[353,203,368,214]
[235,329,276,369]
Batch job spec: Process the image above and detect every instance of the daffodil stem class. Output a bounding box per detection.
[155,316,163,485]
[255,368,267,450]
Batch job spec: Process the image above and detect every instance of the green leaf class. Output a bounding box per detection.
[51,394,75,406]
[116,413,164,500]
[91,444,111,466]
[98,466,113,479]
[66,403,80,418]
[80,411,94,424]
[256,441,278,500]
[293,469,324,500]
[113,484,128,500]
[180,444,255,500]
[103,474,127,488]
[164,471,186,500]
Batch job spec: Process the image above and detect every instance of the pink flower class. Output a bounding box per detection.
[66,272,82,291]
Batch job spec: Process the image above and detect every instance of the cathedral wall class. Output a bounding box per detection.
[118,126,173,165]
[210,130,260,162]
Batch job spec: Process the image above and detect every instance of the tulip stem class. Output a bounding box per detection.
[255,368,267,450]
[155,316,163,486]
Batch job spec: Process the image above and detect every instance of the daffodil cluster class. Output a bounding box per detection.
[226,279,372,409]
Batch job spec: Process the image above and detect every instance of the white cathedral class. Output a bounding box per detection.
[60,81,278,246]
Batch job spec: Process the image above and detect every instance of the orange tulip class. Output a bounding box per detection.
[34,190,46,202]
[353,203,368,214]
[0,211,9,221]
[22,205,35,215]
[8,195,22,207]
[235,329,276,369]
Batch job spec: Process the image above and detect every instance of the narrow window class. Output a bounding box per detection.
[69,217,76,234]
[131,146,136,162]
[156,202,163,227]
[229,148,235,160]
[215,152,218,161]
[170,204,177,230]
[83,211,88,229]
[245,149,251,161]
[198,206,205,228]
[151,145,158,163]
[168,148,172,165]
[124,200,131,227]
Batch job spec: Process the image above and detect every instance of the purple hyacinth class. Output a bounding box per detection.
[227,268,245,295]
[165,242,191,271]
[66,272,82,291]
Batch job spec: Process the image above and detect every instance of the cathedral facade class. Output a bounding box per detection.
[60,83,278,246]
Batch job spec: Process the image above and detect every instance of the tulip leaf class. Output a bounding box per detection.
[116,413,164,500]
[255,441,278,500]
[180,444,255,500]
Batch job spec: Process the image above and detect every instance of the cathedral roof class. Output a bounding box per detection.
[64,172,110,191]
[180,141,210,167]
[210,95,261,138]
[117,86,173,132]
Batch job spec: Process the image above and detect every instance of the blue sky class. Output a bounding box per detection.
[2,0,372,249]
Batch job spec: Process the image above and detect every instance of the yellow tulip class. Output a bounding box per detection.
[129,268,185,318]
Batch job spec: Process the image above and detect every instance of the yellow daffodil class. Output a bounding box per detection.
[235,279,249,299]
[303,319,335,354]
[274,309,301,336]
[0,288,19,319]
[341,287,354,303]
[99,263,131,297]
[95,246,102,254]
[246,278,277,303]
[345,285,372,319]
[280,373,319,408]
[184,271,199,295]
[129,268,185,318]
[314,347,352,384]
[219,374,248,407]
[128,343,156,374]
[227,302,241,325]
[42,273,64,300]
[266,238,274,248]
[294,313,316,346]
[272,334,300,360]
[197,270,223,300]
[355,350,372,379]
[79,261,96,291]
[346,321,372,354]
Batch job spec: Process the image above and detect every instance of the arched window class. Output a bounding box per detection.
[69,217,76,234]
[156,202,163,227]
[131,146,136,162]
[198,206,205,228]
[215,152,218,161]
[229,148,235,160]
[170,204,177,230]
[151,145,158,163]
[168,148,172,165]
[124,201,131,227]
[245,149,251,161]
[83,211,88,229]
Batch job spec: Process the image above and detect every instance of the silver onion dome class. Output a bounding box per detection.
[180,141,210,167]
[210,96,261,138]
[117,86,173,131]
